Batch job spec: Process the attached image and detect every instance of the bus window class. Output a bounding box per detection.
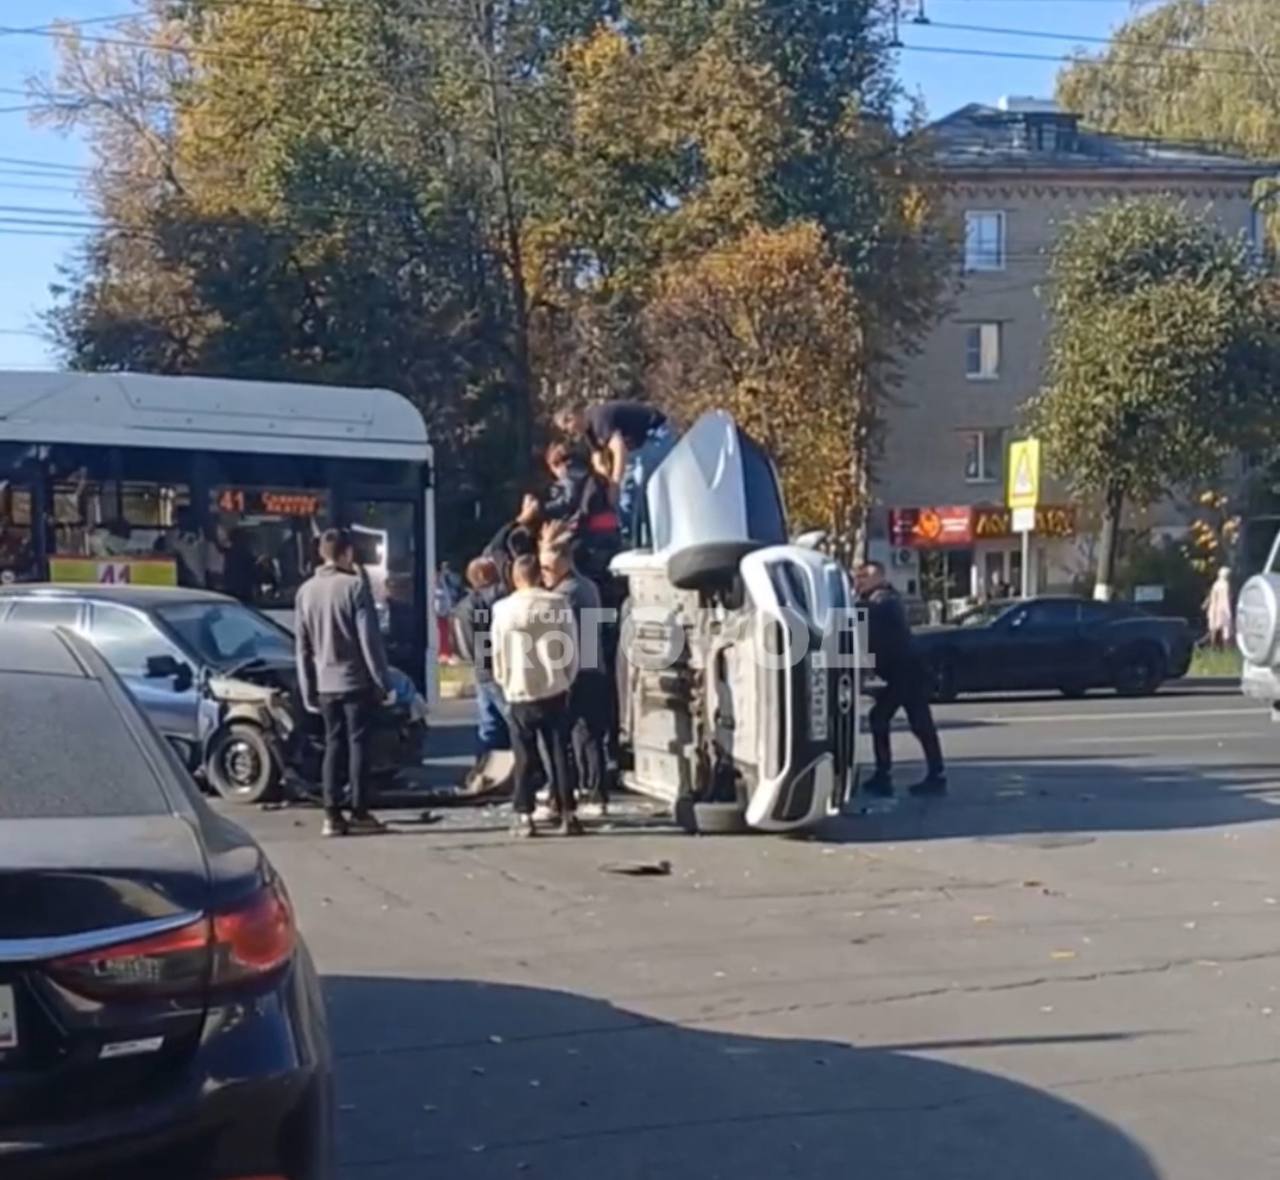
[49,448,119,558]
[349,498,418,672]
[0,483,35,585]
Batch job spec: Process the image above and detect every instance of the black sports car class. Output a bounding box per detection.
[0,625,332,1179]
[915,596,1195,701]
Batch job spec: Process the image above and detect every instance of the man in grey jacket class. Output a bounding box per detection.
[296,528,393,836]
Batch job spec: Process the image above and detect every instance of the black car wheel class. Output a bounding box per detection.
[206,723,282,805]
[674,797,749,835]
[1113,646,1165,698]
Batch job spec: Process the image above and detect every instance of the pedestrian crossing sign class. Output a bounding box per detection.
[1007,438,1040,510]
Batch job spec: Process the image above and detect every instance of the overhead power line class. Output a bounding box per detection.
[0,11,141,38]
[6,7,1280,95]
[898,41,1280,85]
[925,18,1267,64]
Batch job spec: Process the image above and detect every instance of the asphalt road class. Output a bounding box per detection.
[234,682,1280,1179]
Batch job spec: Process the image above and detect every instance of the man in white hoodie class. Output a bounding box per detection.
[491,554,581,837]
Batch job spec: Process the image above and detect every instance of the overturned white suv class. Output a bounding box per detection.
[1236,533,1280,710]
[612,410,861,834]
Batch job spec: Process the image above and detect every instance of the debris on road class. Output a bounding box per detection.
[598,859,672,876]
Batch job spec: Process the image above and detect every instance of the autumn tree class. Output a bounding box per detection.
[526,0,946,524]
[1025,199,1280,600]
[1057,0,1280,158]
[645,223,867,552]
[34,0,610,548]
[34,0,945,553]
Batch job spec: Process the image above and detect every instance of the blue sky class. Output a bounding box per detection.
[0,0,1136,369]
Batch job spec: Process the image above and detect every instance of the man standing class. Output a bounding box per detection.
[554,400,675,542]
[452,555,510,786]
[540,537,611,816]
[295,528,393,837]
[491,554,582,837]
[856,561,947,798]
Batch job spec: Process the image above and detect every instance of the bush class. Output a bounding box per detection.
[1114,538,1210,624]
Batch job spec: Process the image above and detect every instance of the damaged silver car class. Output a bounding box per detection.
[0,586,428,804]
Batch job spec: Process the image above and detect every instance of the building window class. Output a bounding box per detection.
[965,211,1005,272]
[964,429,1004,484]
[965,323,1001,379]
[1250,204,1267,266]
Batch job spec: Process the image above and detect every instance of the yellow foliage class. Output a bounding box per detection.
[644,223,869,549]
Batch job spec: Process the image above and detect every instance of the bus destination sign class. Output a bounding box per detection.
[213,487,327,518]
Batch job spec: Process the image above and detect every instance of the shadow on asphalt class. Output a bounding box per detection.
[820,755,1280,844]
[324,976,1158,1180]
[930,679,1239,707]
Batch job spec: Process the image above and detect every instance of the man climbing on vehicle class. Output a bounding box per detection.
[856,560,947,799]
[554,399,675,544]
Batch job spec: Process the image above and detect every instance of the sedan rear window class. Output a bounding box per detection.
[0,672,166,818]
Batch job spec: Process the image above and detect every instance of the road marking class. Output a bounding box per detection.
[1058,730,1269,746]
[976,708,1256,726]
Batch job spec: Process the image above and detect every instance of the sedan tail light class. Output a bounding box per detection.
[211,882,295,985]
[48,883,296,1000]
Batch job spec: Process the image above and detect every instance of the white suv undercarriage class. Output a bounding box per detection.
[612,411,861,834]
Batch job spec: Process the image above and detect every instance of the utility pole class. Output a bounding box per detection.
[890,0,931,43]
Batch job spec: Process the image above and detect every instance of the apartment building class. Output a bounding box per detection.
[870,97,1269,605]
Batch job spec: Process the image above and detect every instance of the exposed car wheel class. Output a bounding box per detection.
[930,657,958,703]
[206,723,282,804]
[666,541,758,592]
[1113,647,1165,697]
[674,797,749,835]
[1059,682,1089,700]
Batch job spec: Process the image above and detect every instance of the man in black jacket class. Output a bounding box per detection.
[856,561,947,798]
[541,537,611,815]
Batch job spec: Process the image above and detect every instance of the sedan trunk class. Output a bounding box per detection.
[0,816,210,1130]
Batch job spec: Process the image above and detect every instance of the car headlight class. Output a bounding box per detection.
[270,696,296,736]
[808,657,829,741]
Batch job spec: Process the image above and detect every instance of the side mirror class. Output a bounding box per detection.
[146,654,193,692]
[146,654,181,679]
[793,530,827,550]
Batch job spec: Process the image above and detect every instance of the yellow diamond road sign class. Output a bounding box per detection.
[1007,438,1040,511]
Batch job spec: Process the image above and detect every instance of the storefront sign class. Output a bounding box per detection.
[50,555,178,586]
[972,504,1076,540]
[889,506,973,548]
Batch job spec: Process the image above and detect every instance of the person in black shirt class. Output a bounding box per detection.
[555,400,675,543]
[540,441,620,585]
[856,560,946,798]
[540,537,611,815]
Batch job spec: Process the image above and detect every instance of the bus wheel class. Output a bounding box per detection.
[206,723,281,805]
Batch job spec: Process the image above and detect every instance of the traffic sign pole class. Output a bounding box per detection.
[1007,439,1041,600]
